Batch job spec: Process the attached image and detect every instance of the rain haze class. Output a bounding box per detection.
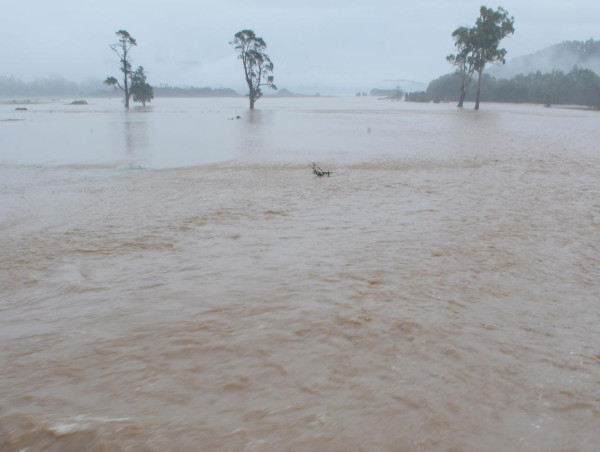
[2,2,600,451]
[1,0,599,93]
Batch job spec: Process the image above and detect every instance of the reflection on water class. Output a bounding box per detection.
[123,112,149,168]
[0,98,599,451]
[1,97,599,168]
[0,98,246,168]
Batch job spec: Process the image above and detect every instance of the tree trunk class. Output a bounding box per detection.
[474,72,482,110]
[123,58,130,109]
[457,90,466,108]
[247,85,255,109]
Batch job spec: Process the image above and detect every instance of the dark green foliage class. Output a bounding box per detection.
[130,66,154,106]
[104,76,118,87]
[230,29,276,109]
[426,73,462,103]
[447,26,477,107]
[405,91,429,102]
[370,87,403,98]
[424,67,600,109]
[569,67,600,109]
[470,6,515,110]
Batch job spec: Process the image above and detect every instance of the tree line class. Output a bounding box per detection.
[414,66,600,109]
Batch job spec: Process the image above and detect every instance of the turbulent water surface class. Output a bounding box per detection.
[1,98,599,451]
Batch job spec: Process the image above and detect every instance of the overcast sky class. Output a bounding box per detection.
[1,0,598,94]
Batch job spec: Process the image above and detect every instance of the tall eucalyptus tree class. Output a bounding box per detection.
[104,30,137,109]
[230,30,277,109]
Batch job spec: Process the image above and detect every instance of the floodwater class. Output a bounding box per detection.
[1,97,599,451]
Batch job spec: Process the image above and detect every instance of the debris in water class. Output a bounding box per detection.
[312,163,331,177]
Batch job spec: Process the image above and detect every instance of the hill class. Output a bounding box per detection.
[490,39,600,79]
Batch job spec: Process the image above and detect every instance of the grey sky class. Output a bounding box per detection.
[1,0,598,94]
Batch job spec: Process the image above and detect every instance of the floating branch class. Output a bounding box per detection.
[312,163,331,177]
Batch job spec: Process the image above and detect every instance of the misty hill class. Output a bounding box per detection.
[0,76,241,99]
[0,76,104,98]
[490,39,600,79]
[274,88,302,97]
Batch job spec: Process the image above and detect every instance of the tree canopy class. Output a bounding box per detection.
[447,26,477,108]
[230,29,277,109]
[131,66,154,106]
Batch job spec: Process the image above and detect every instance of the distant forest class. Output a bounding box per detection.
[0,76,240,99]
[409,66,600,109]
[408,39,600,109]
[0,76,103,98]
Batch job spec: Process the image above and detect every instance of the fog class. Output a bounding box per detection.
[1,0,599,94]
[490,40,600,79]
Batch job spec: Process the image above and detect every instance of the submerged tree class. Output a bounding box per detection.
[471,7,515,109]
[447,26,476,108]
[104,30,137,109]
[230,29,277,109]
[131,66,154,106]
[447,6,514,109]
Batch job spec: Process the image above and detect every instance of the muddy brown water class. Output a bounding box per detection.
[1,98,599,451]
